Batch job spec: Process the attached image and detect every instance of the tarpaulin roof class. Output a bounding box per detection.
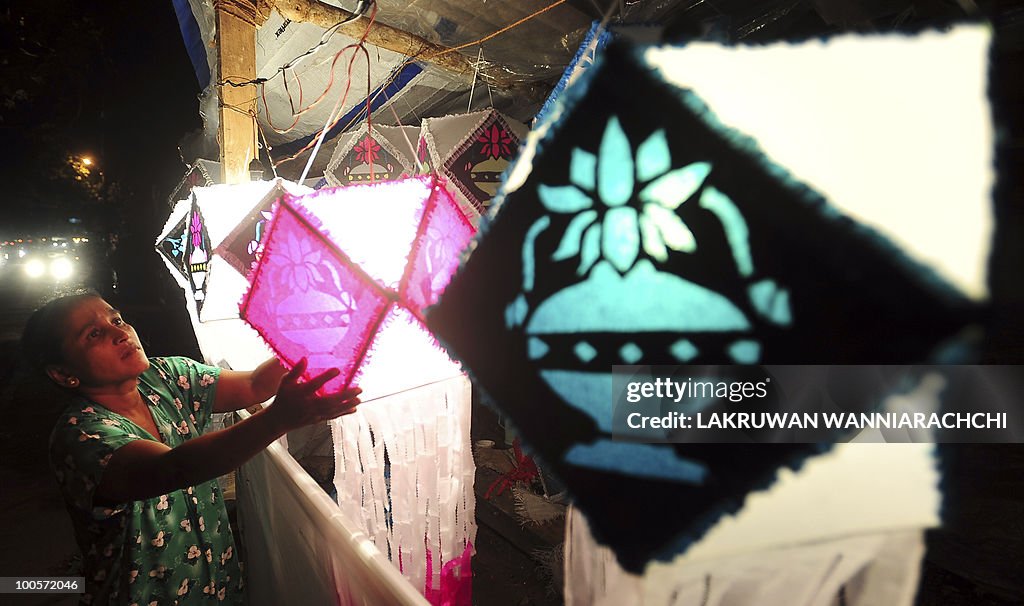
[170,0,992,181]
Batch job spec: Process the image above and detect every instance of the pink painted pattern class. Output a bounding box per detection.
[240,175,475,395]
[424,542,473,606]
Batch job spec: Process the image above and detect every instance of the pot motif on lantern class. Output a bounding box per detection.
[508,116,792,474]
[443,112,523,213]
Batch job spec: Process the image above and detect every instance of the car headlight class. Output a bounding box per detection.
[51,257,74,280]
[25,258,46,278]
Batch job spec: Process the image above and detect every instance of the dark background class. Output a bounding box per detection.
[1,0,206,357]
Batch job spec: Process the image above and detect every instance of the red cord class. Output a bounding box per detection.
[484,438,540,500]
[261,3,378,138]
[271,5,382,166]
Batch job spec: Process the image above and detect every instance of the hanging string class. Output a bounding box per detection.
[275,58,408,168]
[258,2,378,136]
[594,0,621,40]
[430,0,570,61]
[364,42,375,182]
[275,3,371,74]
[368,0,573,110]
[466,48,484,113]
[217,0,373,89]
[282,68,303,117]
[262,3,380,165]
[388,102,423,173]
[486,67,494,109]
[232,0,572,146]
[256,115,279,179]
[375,66,422,173]
[299,42,371,184]
[295,2,378,181]
[279,58,417,167]
[261,40,363,135]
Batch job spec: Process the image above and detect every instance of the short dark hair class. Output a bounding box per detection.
[21,289,103,371]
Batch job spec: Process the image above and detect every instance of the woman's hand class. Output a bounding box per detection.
[266,358,362,433]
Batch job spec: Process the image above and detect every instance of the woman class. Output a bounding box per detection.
[22,291,362,605]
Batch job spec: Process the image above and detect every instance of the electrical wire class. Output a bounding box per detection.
[260,1,378,136]
[296,4,378,181]
[218,0,373,89]
[298,42,372,182]
[272,57,403,168]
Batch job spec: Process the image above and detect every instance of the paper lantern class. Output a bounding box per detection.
[240,175,474,401]
[418,109,527,219]
[156,212,189,283]
[214,180,310,280]
[157,179,310,370]
[158,177,479,604]
[155,194,215,313]
[324,123,419,187]
[429,26,990,571]
[184,196,213,310]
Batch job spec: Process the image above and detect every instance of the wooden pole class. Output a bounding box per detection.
[216,1,259,184]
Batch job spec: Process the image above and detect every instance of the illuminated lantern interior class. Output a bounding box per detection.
[241,174,475,401]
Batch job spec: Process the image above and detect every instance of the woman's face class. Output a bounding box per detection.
[56,297,150,388]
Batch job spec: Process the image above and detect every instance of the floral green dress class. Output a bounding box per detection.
[49,357,244,606]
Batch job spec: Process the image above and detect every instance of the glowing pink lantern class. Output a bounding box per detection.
[240,175,475,399]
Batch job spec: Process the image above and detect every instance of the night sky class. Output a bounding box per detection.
[2,1,207,354]
[1,1,200,245]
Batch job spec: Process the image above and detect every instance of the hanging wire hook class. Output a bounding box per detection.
[467,47,485,112]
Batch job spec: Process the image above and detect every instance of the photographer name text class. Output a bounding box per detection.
[626,410,1008,430]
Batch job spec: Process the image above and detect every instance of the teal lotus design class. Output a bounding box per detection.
[536,116,710,276]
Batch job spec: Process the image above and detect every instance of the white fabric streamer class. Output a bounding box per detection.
[331,375,476,598]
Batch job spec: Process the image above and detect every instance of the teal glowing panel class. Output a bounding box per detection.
[428,43,975,572]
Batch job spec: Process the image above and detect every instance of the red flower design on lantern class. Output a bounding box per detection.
[417,137,429,163]
[354,135,382,166]
[477,124,513,159]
